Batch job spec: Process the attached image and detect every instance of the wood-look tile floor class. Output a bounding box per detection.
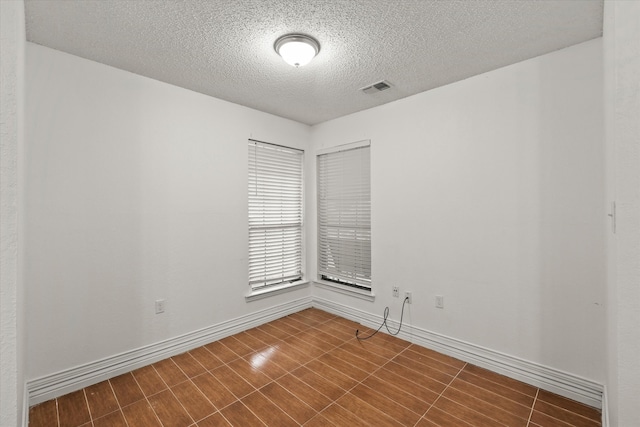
[29,308,601,427]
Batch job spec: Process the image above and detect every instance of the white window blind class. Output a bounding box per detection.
[317,144,371,290]
[248,140,303,289]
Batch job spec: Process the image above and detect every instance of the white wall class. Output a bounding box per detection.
[311,39,605,383]
[25,43,311,380]
[1,0,26,425]
[604,1,640,425]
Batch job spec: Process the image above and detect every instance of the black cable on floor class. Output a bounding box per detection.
[356,296,409,341]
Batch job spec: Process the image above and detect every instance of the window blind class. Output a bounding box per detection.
[248,140,303,289]
[317,144,371,290]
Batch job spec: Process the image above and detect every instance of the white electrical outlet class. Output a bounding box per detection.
[435,295,444,309]
[155,299,166,314]
[404,291,412,304]
[392,286,399,297]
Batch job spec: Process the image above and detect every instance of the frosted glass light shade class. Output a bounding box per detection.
[274,34,320,67]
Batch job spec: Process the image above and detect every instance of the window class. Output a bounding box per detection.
[248,140,303,290]
[317,141,371,291]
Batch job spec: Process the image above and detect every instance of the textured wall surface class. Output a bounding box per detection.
[24,0,603,125]
[604,1,640,425]
[311,39,605,383]
[1,1,25,426]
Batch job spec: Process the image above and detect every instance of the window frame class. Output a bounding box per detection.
[316,140,373,300]
[246,139,308,301]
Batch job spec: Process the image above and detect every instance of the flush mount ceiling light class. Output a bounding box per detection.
[274,34,320,67]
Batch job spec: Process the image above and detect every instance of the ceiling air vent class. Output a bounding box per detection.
[361,80,392,94]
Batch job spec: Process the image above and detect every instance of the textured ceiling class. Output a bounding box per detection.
[25,0,603,125]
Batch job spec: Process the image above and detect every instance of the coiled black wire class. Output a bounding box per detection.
[356,296,409,340]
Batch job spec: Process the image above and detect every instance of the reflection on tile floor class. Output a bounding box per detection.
[29,308,601,426]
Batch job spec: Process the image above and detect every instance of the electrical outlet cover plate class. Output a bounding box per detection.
[155,299,166,314]
[392,286,399,297]
[435,295,444,309]
[405,291,412,304]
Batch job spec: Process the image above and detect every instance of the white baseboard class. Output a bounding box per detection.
[601,385,609,427]
[27,296,312,405]
[312,297,604,409]
[26,294,604,413]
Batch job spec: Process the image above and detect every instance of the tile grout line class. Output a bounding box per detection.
[193,318,314,425]
[463,365,539,400]
[300,325,419,424]
[160,350,258,426]
[458,368,537,405]
[182,351,236,422]
[293,318,438,424]
[402,343,469,374]
[208,347,269,427]
[81,388,94,427]
[424,363,540,427]
[527,388,540,426]
[195,342,243,425]
[257,323,298,341]
[55,398,60,427]
[526,396,602,427]
[237,312,342,426]
[193,345,250,415]
[273,339,352,403]
[223,316,324,425]
[393,341,459,379]
[451,370,583,427]
[355,341,457,419]
[142,360,197,427]
[361,361,446,414]
[538,397,603,424]
[414,362,469,427]
[106,377,130,427]
[241,313,340,425]
[169,367,230,425]
[272,315,312,333]
[123,371,165,427]
[243,369,309,423]
[445,374,535,414]
[437,379,534,426]
[417,361,570,427]
[227,400,268,427]
[336,350,427,424]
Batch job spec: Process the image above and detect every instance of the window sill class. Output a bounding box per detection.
[245,280,310,302]
[313,280,376,302]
